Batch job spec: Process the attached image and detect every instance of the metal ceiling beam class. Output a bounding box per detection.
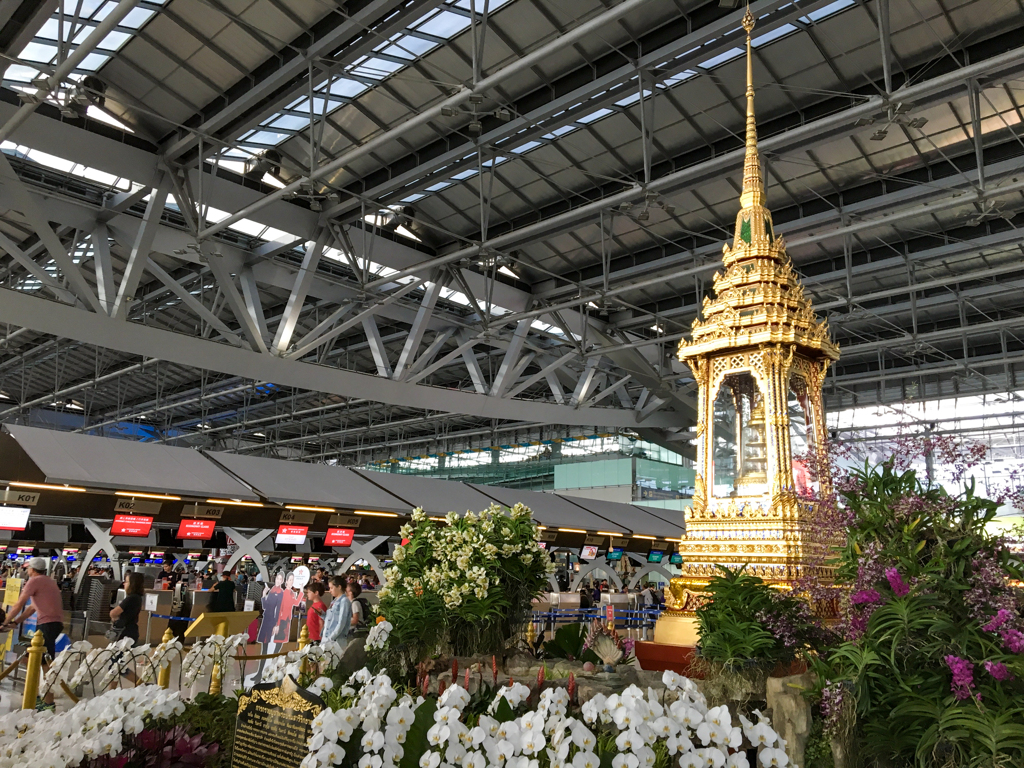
[159,0,443,162]
[271,228,330,354]
[0,287,683,428]
[196,0,658,239]
[320,0,836,218]
[0,0,141,144]
[366,43,1024,290]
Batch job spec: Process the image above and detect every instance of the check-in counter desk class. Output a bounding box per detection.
[112,588,175,644]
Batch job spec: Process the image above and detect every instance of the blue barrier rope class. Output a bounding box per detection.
[147,614,192,621]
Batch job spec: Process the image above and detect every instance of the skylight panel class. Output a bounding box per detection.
[511,141,542,154]
[801,0,855,22]
[660,70,696,87]
[353,56,406,79]
[541,125,576,139]
[377,34,439,60]
[324,79,370,99]
[615,89,652,108]
[451,168,478,180]
[426,181,452,192]
[121,8,157,28]
[240,130,293,146]
[578,108,614,124]
[20,42,58,63]
[752,24,797,47]
[699,47,744,69]
[481,157,507,167]
[454,0,515,11]
[401,193,427,203]
[414,10,471,38]
[267,114,309,131]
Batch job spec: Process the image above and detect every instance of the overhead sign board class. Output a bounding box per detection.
[114,498,161,515]
[0,490,40,506]
[538,530,558,542]
[183,504,224,519]
[610,537,630,549]
[583,535,604,547]
[328,514,362,528]
[279,510,316,525]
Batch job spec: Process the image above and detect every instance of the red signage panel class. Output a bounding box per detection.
[111,514,153,537]
[324,527,355,547]
[177,518,215,540]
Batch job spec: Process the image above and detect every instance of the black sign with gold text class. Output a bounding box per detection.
[230,678,324,768]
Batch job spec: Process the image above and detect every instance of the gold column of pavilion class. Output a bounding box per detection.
[655,9,839,645]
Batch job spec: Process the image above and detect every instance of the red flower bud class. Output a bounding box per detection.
[568,672,576,703]
[452,659,459,681]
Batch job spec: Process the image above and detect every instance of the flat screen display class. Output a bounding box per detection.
[177,519,216,540]
[580,544,599,560]
[669,553,683,565]
[186,552,201,561]
[128,549,144,564]
[606,547,623,561]
[647,549,664,564]
[290,556,304,563]
[62,548,79,561]
[17,546,34,555]
[308,556,320,564]
[276,524,308,545]
[537,541,547,549]
[111,514,153,537]
[323,527,355,547]
[0,506,30,531]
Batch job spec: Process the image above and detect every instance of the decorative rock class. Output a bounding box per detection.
[582,662,595,672]
[334,637,368,679]
[765,672,814,768]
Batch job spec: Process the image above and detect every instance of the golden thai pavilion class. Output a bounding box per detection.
[658,9,840,639]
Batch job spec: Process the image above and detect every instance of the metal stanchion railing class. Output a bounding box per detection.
[21,631,46,710]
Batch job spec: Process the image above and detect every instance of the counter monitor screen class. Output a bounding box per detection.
[605,547,623,561]
[308,556,320,564]
[128,549,144,564]
[669,553,683,565]
[323,527,355,547]
[579,544,599,561]
[177,518,216,541]
[0,506,30,531]
[149,550,165,564]
[62,548,79,561]
[111,514,153,537]
[290,556,304,564]
[537,541,547,549]
[17,546,34,555]
[186,552,201,561]
[276,525,308,545]
[647,549,664,564]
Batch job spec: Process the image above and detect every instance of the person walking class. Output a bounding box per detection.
[321,575,352,646]
[1,557,65,708]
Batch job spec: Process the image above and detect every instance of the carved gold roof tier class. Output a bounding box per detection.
[677,7,838,365]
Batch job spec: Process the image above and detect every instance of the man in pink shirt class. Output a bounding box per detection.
[2,557,64,708]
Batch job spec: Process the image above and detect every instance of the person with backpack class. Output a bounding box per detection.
[346,582,368,629]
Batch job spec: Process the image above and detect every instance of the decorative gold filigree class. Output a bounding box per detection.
[238,686,323,715]
[665,9,838,610]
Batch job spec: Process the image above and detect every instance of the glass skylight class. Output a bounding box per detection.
[234,0,518,153]
[3,0,167,97]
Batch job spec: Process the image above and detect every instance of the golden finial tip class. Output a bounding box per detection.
[742,7,755,34]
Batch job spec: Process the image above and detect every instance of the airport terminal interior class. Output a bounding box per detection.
[0,0,1022,765]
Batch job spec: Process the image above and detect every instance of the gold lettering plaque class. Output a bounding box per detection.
[230,678,324,768]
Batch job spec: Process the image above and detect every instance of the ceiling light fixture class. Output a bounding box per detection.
[355,509,400,518]
[9,481,87,492]
[285,504,334,513]
[115,491,181,501]
[558,528,587,534]
[597,531,623,536]
[206,498,263,507]
[632,534,656,540]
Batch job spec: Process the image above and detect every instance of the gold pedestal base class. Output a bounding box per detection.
[653,613,699,646]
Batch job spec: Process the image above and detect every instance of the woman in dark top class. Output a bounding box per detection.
[108,572,145,687]
[109,571,145,644]
[210,571,236,612]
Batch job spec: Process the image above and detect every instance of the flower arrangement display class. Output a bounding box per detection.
[810,460,1024,766]
[373,504,554,671]
[43,638,169,696]
[298,666,787,768]
[695,566,835,671]
[0,685,185,767]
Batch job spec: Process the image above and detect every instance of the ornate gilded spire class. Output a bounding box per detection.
[739,8,764,211]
